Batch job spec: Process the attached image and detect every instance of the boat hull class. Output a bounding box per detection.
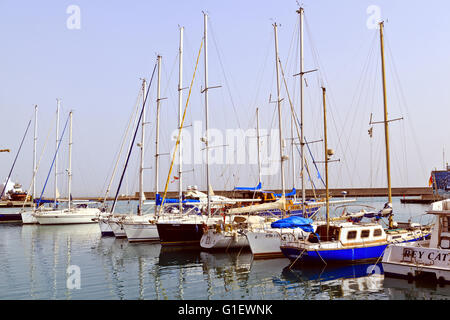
[157,222,204,246]
[382,243,450,283]
[281,243,388,264]
[34,208,100,225]
[123,223,159,242]
[0,212,22,223]
[99,219,114,236]
[109,221,127,238]
[200,230,249,250]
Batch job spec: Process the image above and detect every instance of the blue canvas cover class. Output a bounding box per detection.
[233,182,262,191]
[271,216,314,233]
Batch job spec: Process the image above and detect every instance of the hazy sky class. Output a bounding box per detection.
[0,0,449,197]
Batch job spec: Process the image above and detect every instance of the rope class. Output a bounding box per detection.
[157,39,203,217]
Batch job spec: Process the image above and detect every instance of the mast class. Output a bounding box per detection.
[67,111,73,212]
[379,21,393,229]
[273,23,286,203]
[55,99,60,207]
[256,108,262,185]
[203,12,211,217]
[138,78,147,215]
[155,55,162,216]
[33,105,38,206]
[297,7,306,215]
[178,27,184,213]
[322,87,330,231]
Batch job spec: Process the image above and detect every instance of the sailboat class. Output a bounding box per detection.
[33,110,101,225]
[122,56,163,242]
[155,13,263,247]
[101,63,159,238]
[280,21,431,265]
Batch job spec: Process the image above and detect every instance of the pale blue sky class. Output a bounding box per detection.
[0,0,449,197]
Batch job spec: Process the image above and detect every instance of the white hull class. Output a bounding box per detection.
[123,222,159,242]
[99,219,114,236]
[200,229,249,250]
[382,241,450,283]
[109,220,126,238]
[246,228,309,259]
[34,208,100,225]
[21,211,38,224]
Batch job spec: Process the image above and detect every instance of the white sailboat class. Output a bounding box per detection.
[34,110,100,225]
[122,55,163,242]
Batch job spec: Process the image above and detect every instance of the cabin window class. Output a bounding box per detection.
[361,230,370,238]
[347,231,357,240]
[373,229,382,237]
[443,217,450,232]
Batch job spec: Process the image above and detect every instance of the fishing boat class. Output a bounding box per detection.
[382,199,450,283]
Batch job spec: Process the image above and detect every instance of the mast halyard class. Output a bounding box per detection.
[178,26,184,214]
[55,99,60,208]
[256,108,262,185]
[273,22,286,209]
[138,78,147,215]
[298,7,305,215]
[322,87,330,231]
[203,12,211,218]
[379,21,393,229]
[33,105,37,207]
[155,55,162,216]
[68,111,73,212]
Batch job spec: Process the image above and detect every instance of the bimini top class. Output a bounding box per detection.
[271,216,314,233]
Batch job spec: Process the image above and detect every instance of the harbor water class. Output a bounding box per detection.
[0,197,448,300]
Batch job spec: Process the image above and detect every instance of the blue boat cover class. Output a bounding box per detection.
[271,216,314,233]
[155,194,200,206]
[233,182,262,191]
[273,188,296,197]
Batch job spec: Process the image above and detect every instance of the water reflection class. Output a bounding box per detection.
[0,217,448,300]
[278,263,385,299]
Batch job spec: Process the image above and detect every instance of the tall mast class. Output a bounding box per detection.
[298,7,306,215]
[322,87,330,231]
[379,21,393,229]
[33,105,38,206]
[155,55,162,216]
[138,78,147,215]
[67,111,73,212]
[203,12,211,217]
[178,27,184,213]
[273,23,286,202]
[55,99,60,207]
[256,108,262,185]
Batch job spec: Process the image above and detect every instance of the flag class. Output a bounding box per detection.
[428,175,433,187]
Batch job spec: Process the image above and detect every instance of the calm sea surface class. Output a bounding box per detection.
[0,197,448,300]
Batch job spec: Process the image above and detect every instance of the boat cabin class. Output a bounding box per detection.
[427,200,450,249]
[309,222,386,245]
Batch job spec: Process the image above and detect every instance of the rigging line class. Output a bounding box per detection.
[36,114,70,206]
[101,88,143,201]
[102,86,143,203]
[158,38,203,217]
[111,61,158,214]
[21,112,56,210]
[209,21,242,129]
[0,117,32,199]
[251,31,272,110]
